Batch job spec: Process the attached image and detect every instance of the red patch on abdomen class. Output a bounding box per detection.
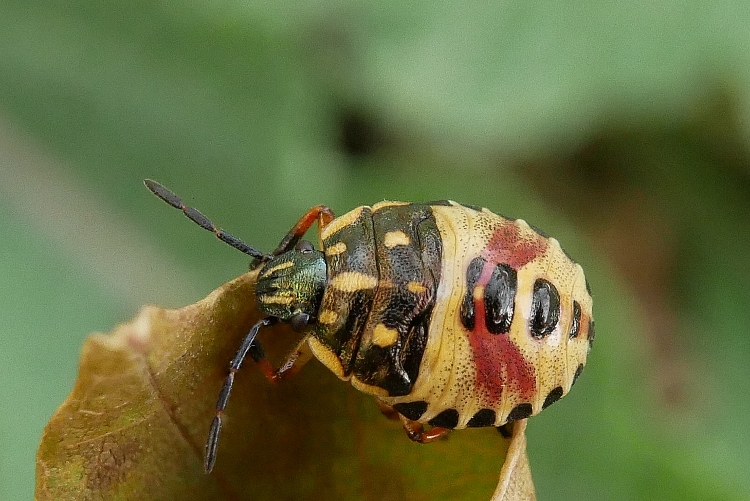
[468,220,543,406]
[470,289,537,406]
[481,219,547,269]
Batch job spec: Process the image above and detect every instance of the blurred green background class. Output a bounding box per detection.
[2,1,749,499]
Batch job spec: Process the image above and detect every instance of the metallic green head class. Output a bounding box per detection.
[255,242,326,329]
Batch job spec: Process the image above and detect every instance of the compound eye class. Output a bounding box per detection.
[289,312,311,332]
[296,240,314,253]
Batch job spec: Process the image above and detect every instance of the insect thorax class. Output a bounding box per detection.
[308,202,443,398]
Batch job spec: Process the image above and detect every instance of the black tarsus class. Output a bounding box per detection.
[143,179,272,262]
[204,316,278,473]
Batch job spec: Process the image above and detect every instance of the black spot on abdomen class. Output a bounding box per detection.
[466,409,497,428]
[569,301,581,339]
[460,257,486,330]
[429,409,460,429]
[507,403,533,422]
[393,401,428,421]
[572,363,584,386]
[543,386,564,409]
[484,263,517,334]
[530,279,560,338]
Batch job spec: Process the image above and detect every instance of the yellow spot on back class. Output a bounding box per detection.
[321,206,364,240]
[407,281,427,294]
[372,200,410,212]
[329,272,378,293]
[260,295,294,305]
[325,241,347,257]
[384,230,411,248]
[372,323,399,347]
[318,310,339,324]
[260,260,293,278]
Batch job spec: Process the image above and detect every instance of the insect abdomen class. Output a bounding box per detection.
[382,201,593,429]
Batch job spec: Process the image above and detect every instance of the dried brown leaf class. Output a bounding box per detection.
[36,269,535,500]
[491,420,536,501]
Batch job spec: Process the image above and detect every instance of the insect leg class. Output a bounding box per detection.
[375,401,401,421]
[246,335,315,383]
[398,415,451,443]
[205,316,277,473]
[271,205,335,255]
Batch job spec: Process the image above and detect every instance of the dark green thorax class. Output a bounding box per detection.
[255,249,327,322]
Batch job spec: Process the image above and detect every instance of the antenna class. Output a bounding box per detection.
[144,179,272,262]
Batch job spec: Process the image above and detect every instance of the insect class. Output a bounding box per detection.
[144,180,594,473]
